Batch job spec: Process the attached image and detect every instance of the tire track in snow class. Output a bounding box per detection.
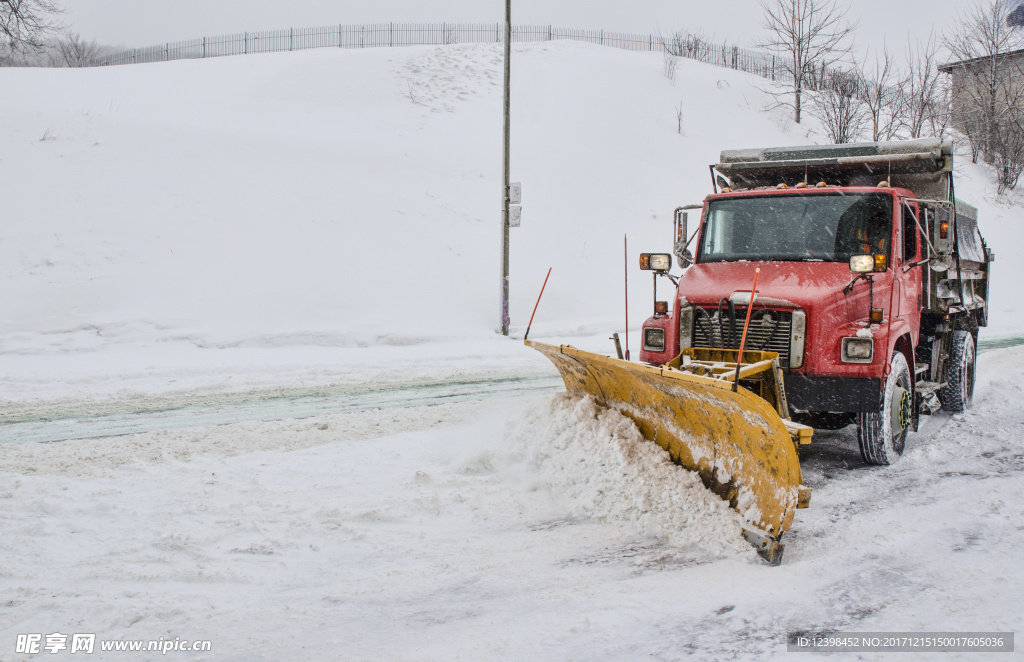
[1,372,563,445]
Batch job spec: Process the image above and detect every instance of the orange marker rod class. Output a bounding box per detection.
[732,267,761,392]
[524,268,552,341]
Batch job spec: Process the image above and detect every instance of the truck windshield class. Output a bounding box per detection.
[699,193,892,263]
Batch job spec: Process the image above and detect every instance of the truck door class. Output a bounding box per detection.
[899,200,923,335]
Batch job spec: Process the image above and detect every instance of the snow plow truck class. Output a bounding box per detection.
[528,139,992,563]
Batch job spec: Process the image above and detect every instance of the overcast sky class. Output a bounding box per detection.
[66,0,966,56]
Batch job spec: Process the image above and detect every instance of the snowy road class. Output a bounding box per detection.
[1,371,563,445]
[2,333,1018,446]
[2,347,1022,660]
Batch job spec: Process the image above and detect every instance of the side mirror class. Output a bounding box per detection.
[674,209,693,268]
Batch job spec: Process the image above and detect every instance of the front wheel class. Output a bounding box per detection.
[940,330,976,413]
[857,352,913,466]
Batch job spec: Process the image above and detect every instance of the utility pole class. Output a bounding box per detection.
[500,0,512,336]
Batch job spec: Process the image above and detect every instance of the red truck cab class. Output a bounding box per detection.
[641,185,920,407]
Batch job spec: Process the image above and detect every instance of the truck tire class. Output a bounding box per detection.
[940,330,976,413]
[856,352,912,466]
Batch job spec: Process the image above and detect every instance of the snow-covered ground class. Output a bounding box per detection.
[2,42,1023,660]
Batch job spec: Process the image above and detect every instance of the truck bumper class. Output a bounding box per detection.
[786,376,882,413]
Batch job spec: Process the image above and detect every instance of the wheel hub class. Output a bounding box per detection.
[890,384,912,436]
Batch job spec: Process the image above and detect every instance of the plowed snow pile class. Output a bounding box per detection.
[506,394,752,560]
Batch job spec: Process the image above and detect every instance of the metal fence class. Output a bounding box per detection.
[97,22,792,84]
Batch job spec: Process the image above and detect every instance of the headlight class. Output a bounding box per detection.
[640,253,672,272]
[841,337,874,363]
[644,328,666,351]
[849,255,874,273]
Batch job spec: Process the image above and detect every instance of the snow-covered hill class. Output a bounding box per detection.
[3,42,1020,404]
[2,43,1023,660]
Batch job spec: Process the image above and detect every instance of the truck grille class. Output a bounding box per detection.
[692,307,793,364]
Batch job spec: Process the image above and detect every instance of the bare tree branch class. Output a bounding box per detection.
[857,45,903,141]
[48,30,102,67]
[1,0,64,58]
[902,32,944,139]
[811,69,868,143]
[757,0,858,123]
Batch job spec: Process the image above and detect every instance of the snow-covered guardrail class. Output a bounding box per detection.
[97,22,792,85]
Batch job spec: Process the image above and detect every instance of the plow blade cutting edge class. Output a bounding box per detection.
[526,340,812,564]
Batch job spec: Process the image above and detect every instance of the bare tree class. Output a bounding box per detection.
[858,46,903,141]
[1,0,63,62]
[663,52,678,82]
[658,28,710,60]
[811,69,867,143]
[902,33,944,139]
[993,108,1024,192]
[659,30,686,57]
[945,0,1024,165]
[928,73,954,141]
[757,0,858,123]
[49,31,102,67]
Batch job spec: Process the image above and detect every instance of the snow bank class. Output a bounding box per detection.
[505,394,752,560]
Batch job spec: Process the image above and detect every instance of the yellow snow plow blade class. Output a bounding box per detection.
[526,340,812,564]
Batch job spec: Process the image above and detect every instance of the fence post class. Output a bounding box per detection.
[202,37,206,58]
[548,25,552,41]
[290,28,294,51]
[165,43,168,61]
[390,22,393,47]
[600,29,604,45]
